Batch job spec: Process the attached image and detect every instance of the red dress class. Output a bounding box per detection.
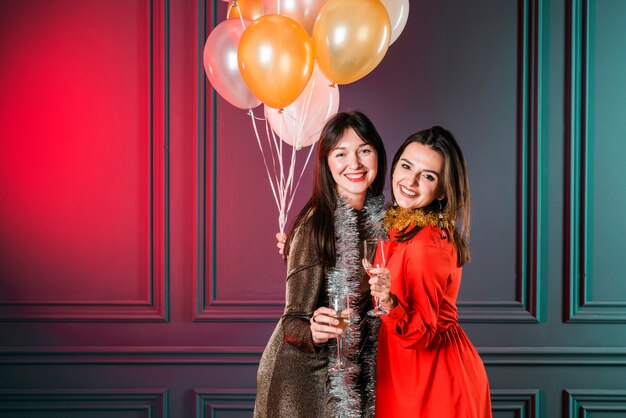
[376,225,492,418]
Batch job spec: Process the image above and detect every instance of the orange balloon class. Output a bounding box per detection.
[227,0,264,21]
[238,15,314,109]
[313,0,391,85]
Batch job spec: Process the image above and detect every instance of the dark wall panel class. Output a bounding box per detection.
[0,389,166,418]
[566,0,626,322]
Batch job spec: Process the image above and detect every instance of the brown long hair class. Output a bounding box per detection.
[390,126,471,266]
[284,111,387,266]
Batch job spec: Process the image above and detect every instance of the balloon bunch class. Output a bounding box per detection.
[203,0,409,232]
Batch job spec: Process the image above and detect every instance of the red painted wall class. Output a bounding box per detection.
[0,0,165,320]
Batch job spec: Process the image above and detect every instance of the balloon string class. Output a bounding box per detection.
[287,75,314,199]
[265,112,282,155]
[248,94,325,232]
[238,13,246,30]
[262,112,291,233]
[262,114,281,195]
[287,139,316,213]
[287,79,336,213]
[248,109,280,213]
[272,116,291,199]
[286,116,313,214]
[276,124,291,234]
[274,118,287,204]
[249,113,266,121]
[294,69,316,152]
[281,118,299,231]
[232,0,246,31]
[278,125,286,197]
[284,132,297,201]
[282,145,294,232]
[265,116,285,206]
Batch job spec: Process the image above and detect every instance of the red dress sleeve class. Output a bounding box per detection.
[381,228,452,349]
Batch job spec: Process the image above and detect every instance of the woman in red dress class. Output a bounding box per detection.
[370,126,492,417]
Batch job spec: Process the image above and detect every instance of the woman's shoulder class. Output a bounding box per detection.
[402,226,457,276]
[288,209,318,257]
[406,225,452,254]
[291,208,315,237]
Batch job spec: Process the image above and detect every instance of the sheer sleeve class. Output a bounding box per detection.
[280,221,326,353]
[381,229,452,349]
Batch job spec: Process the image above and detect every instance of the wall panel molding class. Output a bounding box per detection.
[3,346,626,366]
[565,390,626,416]
[480,347,626,365]
[193,0,283,322]
[564,0,626,322]
[458,0,545,323]
[0,389,168,417]
[0,0,170,323]
[491,389,539,418]
[195,389,255,418]
[0,346,263,365]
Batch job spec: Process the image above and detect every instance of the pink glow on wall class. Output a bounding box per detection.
[0,1,156,306]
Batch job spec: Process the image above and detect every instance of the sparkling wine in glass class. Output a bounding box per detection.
[363,239,388,317]
[329,294,350,371]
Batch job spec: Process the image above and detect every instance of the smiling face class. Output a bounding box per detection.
[327,127,378,209]
[392,142,444,209]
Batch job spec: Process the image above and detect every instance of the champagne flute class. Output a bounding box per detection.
[329,294,351,371]
[363,239,388,317]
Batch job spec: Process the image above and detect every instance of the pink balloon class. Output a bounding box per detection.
[264,63,339,149]
[203,19,262,109]
[262,0,328,35]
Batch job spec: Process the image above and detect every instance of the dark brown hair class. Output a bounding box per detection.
[284,111,387,266]
[390,126,471,266]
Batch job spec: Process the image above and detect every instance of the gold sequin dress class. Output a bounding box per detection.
[254,212,377,418]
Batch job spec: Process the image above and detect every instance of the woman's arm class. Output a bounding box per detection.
[279,222,327,353]
[380,235,452,350]
[281,265,326,353]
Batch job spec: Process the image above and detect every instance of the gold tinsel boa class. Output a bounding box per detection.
[384,205,453,232]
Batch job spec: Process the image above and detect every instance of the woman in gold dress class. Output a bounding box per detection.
[254,111,387,418]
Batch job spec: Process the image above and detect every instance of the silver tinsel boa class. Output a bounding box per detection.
[326,193,386,418]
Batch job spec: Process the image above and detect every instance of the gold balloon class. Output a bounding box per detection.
[227,0,264,21]
[313,0,391,85]
[238,15,314,109]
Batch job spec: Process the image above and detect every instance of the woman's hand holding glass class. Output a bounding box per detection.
[310,296,352,371]
[310,306,348,345]
[363,239,391,316]
[368,267,393,311]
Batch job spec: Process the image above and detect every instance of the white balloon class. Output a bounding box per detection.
[265,63,339,149]
[262,0,328,35]
[381,0,409,45]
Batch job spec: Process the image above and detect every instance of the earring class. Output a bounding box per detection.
[438,200,447,239]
